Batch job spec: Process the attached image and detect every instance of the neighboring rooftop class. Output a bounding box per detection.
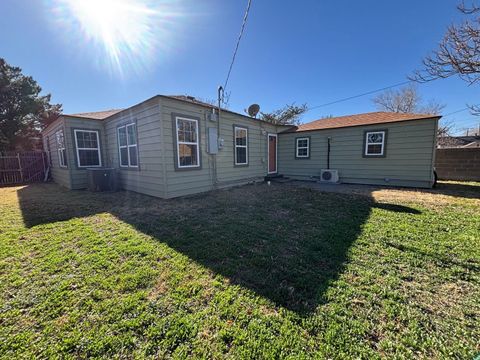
[67,109,124,120]
[437,135,480,148]
[287,111,440,132]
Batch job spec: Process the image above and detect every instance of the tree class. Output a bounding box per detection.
[258,103,308,126]
[410,1,479,114]
[0,58,62,151]
[372,84,449,136]
[372,84,444,115]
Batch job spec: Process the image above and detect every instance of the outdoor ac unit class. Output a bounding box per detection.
[320,169,339,183]
[87,168,118,192]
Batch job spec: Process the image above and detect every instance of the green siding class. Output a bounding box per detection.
[42,118,71,189]
[63,117,106,190]
[45,95,437,197]
[161,98,278,198]
[278,118,438,188]
[103,97,165,198]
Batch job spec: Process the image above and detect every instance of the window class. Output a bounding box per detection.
[176,117,200,168]
[234,126,248,165]
[296,137,310,158]
[74,129,102,167]
[365,131,386,156]
[118,123,138,168]
[55,129,67,167]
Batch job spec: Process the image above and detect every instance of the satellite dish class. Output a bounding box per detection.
[247,104,260,118]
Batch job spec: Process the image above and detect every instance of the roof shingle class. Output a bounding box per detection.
[67,109,124,120]
[287,111,440,132]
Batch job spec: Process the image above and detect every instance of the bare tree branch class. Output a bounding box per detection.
[458,1,480,14]
[410,1,480,100]
[468,103,480,114]
[372,84,445,115]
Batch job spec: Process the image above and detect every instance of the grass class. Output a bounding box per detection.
[0,182,479,359]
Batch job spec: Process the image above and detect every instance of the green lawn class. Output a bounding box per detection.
[0,182,479,359]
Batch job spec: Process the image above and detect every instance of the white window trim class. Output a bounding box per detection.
[117,123,138,168]
[296,137,310,158]
[365,131,385,156]
[55,129,67,168]
[234,126,248,165]
[176,116,200,168]
[74,129,102,168]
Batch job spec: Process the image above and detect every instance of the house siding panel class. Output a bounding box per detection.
[42,118,71,188]
[278,118,438,188]
[63,117,106,189]
[160,98,278,198]
[103,97,165,198]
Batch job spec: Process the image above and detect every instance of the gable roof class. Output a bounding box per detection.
[286,111,441,133]
[67,109,124,120]
[60,94,280,126]
[161,95,281,125]
[167,95,217,108]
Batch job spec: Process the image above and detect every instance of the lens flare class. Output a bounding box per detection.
[48,0,184,77]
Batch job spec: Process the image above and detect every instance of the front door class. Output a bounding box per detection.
[268,134,277,174]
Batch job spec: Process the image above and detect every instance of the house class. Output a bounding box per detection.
[279,112,440,188]
[437,135,480,149]
[41,94,440,198]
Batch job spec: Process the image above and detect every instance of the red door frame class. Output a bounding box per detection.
[268,133,277,174]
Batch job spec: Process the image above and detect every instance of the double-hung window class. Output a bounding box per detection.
[55,129,67,167]
[295,137,310,158]
[176,117,200,168]
[364,131,386,156]
[74,129,102,167]
[118,123,138,168]
[234,126,248,165]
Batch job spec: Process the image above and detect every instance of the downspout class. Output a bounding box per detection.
[327,137,331,169]
[214,86,224,189]
[431,117,439,187]
[158,100,168,197]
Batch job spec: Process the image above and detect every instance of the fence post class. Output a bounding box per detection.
[17,153,23,183]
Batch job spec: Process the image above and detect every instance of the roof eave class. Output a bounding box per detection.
[284,115,442,134]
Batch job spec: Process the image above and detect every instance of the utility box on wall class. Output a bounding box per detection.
[207,127,218,154]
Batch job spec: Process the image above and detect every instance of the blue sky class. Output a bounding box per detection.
[1,0,478,134]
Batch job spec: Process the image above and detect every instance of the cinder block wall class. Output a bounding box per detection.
[435,148,480,181]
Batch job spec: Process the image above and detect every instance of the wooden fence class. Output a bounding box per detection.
[0,152,47,186]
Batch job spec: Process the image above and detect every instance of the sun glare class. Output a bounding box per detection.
[48,0,183,77]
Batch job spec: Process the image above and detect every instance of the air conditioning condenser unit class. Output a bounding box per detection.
[320,169,339,183]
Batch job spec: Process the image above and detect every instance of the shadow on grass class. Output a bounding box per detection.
[17,183,421,313]
[433,181,480,199]
[385,241,480,273]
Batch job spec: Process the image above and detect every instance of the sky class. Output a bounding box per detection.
[1,0,479,134]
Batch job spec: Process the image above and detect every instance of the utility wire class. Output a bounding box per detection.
[441,107,470,117]
[223,0,252,92]
[307,80,413,112]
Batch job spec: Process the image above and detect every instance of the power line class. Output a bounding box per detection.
[223,0,252,91]
[307,80,413,112]
[441,107,470,117]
